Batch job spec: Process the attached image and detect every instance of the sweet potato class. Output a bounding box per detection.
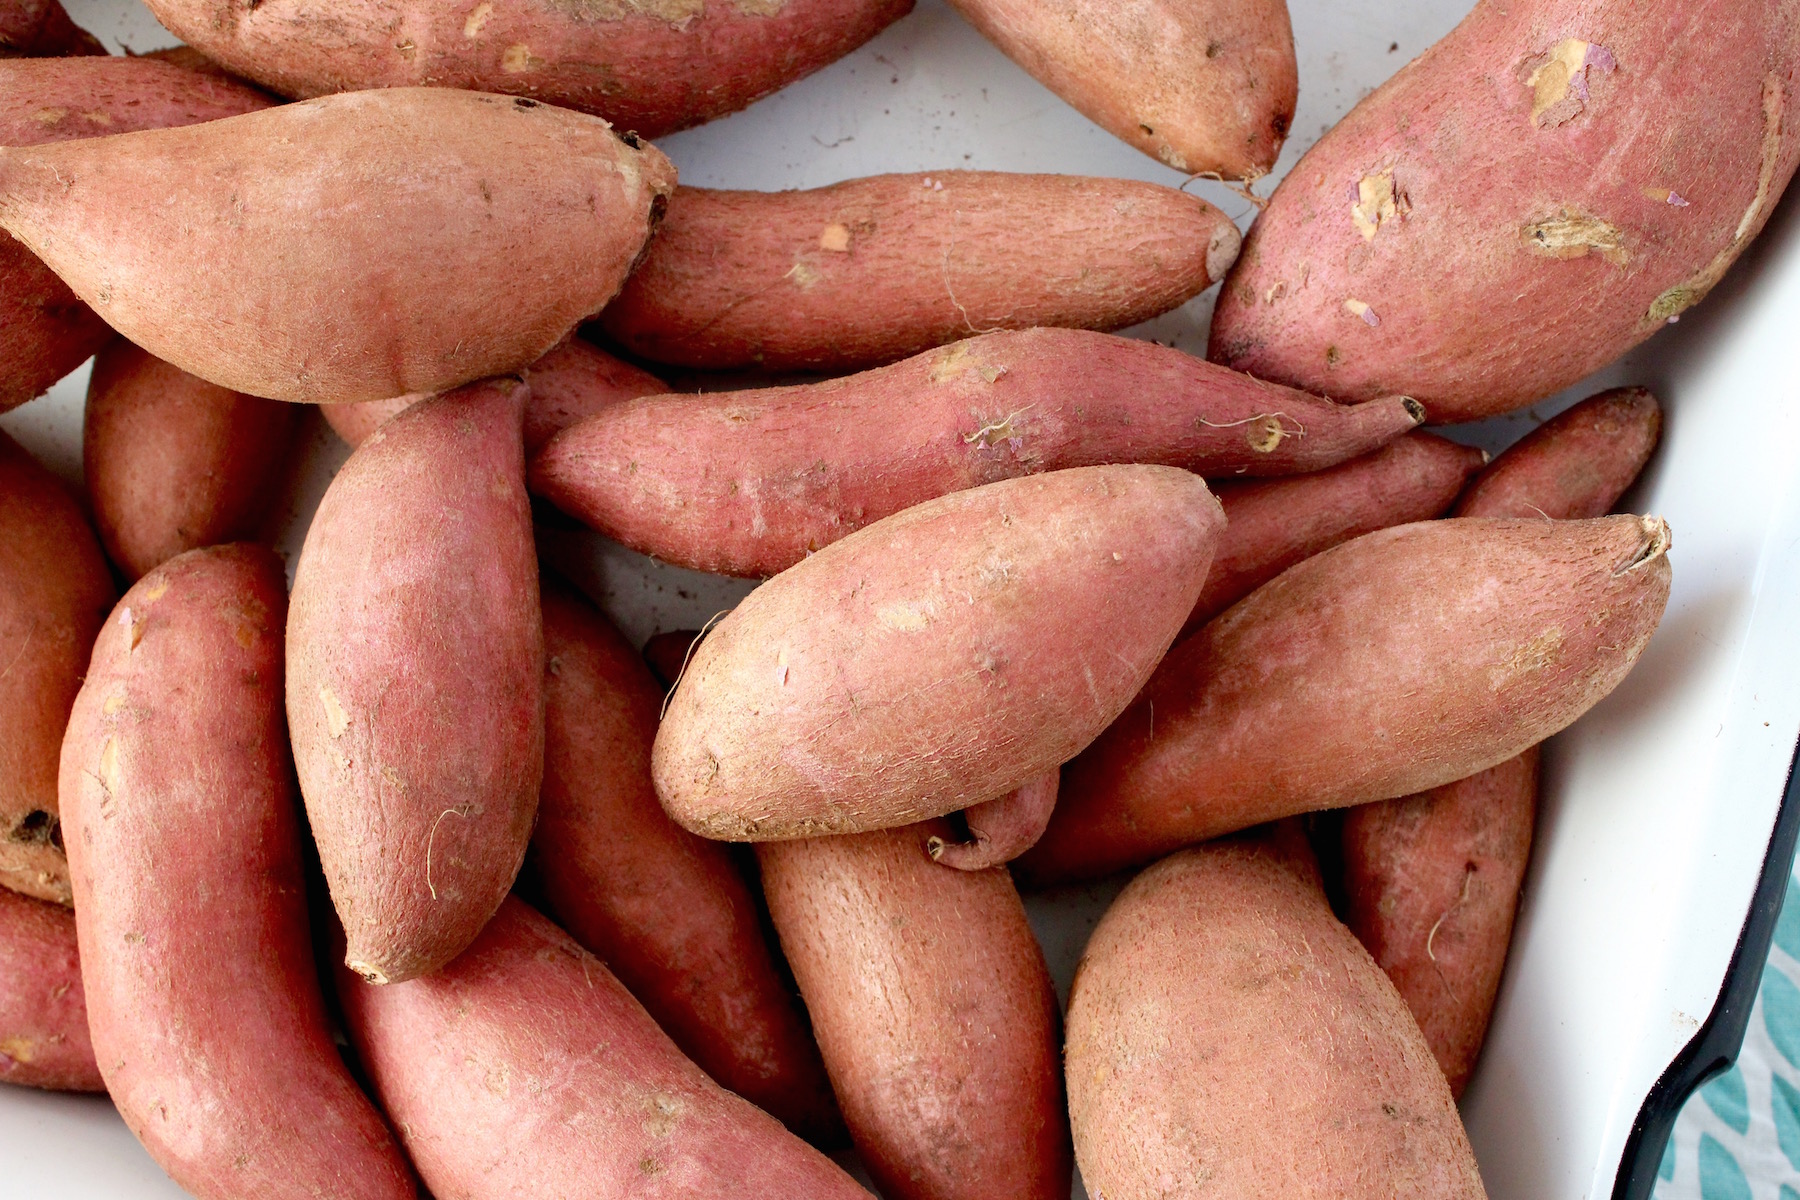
[0,87,675,404]
[0,888,99,1091]
[759,821,1069,1200]
[1184,432,1485,635]
[1020,514,1673,885]
[532,580,842,1144]
[319,336,666,452]
[0,55,273,411]
[85,339,300,581]
[927,771,1059,872]
[644,628,704,691]
[653,465,1224,840]
[533,328,1418,578]
[140,0,913,138]
[58,545,416,1200]
[1209,1,1800,422]
[337,896,873,1200]
[288,378,543,985]
[0,431,112,904]
[944,0,1296,181]
[1065,827,1486,1199]
[0,0,102,57]
[599,174,1241,372]
[1452,386,1662,519]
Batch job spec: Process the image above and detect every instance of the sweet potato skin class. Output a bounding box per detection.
[0,56,273,411]
[1021,514,1672,885]
[0,0,103,57]
[85,340,300,580]
[338,896,874,1200]
[532,580,842,1144]
[533,328,1419,578]
[944,0,1296,180]
[1210,0,1800,422]
[1065,831,1486,1199]
[1453,387,1661,519]
[0,431,113,904]
[928,770,1059,871]
[287,378,544,985]
[759,820,1069,1200]
[1185,432,1485,635]
[600,174,1240,372]
[0,87,676,404]
[58,545,417,1200]
[0,888,100,1091]
[141,0,912,136]
[653,465,1224,840]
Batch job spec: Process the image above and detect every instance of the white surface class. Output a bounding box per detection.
[5,2,1800,1198]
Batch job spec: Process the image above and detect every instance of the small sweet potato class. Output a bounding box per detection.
[85,339,300,581]
[927,771,1059,871]
[944,0,1296,181]
[1185,432,1486,635]
[0,430,113,904]
[0,0,102,57]
[337,896,874,1200]
[1065,827,1486,1199]
[288,378,543,985]
[600,174,1240,372]
[759,820,1069,1200]
[1021,514,1672,885]
[533,328,1419,578]
[653,465,1224,840]
[533,580,842,1144]
[0,55,273,411]
[59,545,416,1200]
[1210,1,1800,421]
[319,336,666,451]
[1452,386,1662,519]
[0,888,100,1091]
[0,87,676,404]
[140,0,913,138]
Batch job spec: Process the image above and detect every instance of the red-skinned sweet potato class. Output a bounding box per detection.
[337,896,874,1200]
[0,430,112,903]
[600,174,1240,372]
[643,628,704,691]
[1209,1,1800,422]
[141,0,913,137]
[1020,514,1672,885]
[288,378,543,985]
[59,545,417,1200]
[85,339,300,581]
[0,87,676,404]
[532,579,842,1144]
[533,328,1419,578]
[0,888,100,1091]
[944,0,1296,180]
[0,0,102,57]
[1452,387,1662,519]
[759,820,1069,1200]
[653,465,1224,840]
[0,55,273,411]
[1065,826,1486,1199]
[926,770,1059,871]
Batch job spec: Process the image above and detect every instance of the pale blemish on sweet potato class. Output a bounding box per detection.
[1344,298,1380,326]
[1523,38,1615,128]
[1521,209,1629,265]
[1350,168,1407,241]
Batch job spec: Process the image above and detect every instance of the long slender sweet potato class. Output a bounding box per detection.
[654,465,1224,840]
[1184,432,1485,635]
[0,87,675,404]
[533,328,1418,578]
[58,545,417,1200]
[288,378,543,985]
[760,821,1069,1200]
[337,897,874,1200]
[85,339,300,581]
[600,174,1241,372]
[0,431,112,904]
[533,580,842,1144]
[0,888,100,1091]
[0,0,102,57]
[0,55,273,411]
[1452,387,1662,519]
[320,336,666,451]
[1065,827,1486,1199]
[944,0,1296,181]
[1020,514,1672,885]
[141,0,912,137]
[1210,0,1800,422]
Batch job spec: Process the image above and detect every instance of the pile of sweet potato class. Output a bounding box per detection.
[0,0,1784,1196]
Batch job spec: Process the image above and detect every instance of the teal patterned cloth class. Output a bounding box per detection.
[1656,873,1800,1199]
